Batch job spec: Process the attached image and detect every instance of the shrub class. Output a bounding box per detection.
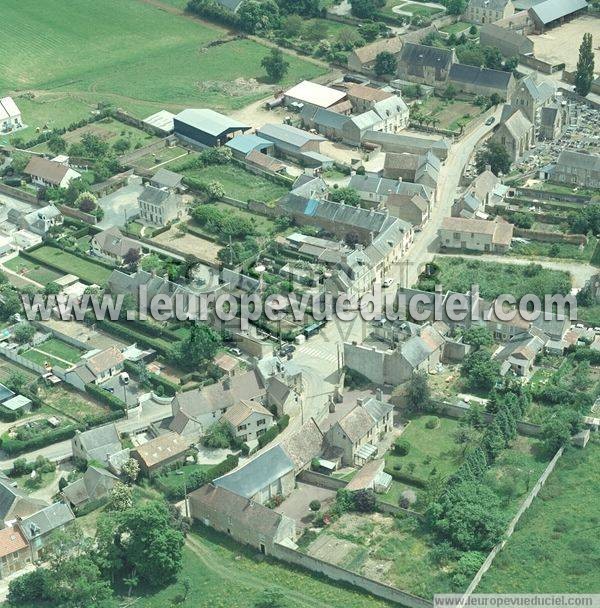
[425,416,440,429]
[393,437,410,456]
[309,500,321,512]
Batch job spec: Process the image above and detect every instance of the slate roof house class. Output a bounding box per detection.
[71,423,122,468]
[170,370,265,439]
[494,332,545,377]
[18,502,75,559]
[20,204,63,237]
[0,479,47,527]
[448,64,515,100]
[138,184,183,227]
[383,151,440,191]
[465,0,515,24]
[397,44,455,87]
[491,105,535,162]
[539,104,564,141]
[550,150,600,188]
[62,466,119,509]
[149,168,185,193]
[90,226,140,264]
[174,108,249,148]
[325,397,394,466]
[24,157,81,189]
[213,445,295,505]
[189,484,296,555]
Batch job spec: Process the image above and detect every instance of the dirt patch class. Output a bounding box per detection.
[307,533,356,565]
[196,77,273,98]
[361,558,393,582]
[153,227,222,264]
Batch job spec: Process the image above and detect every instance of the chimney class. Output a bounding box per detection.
[223,377,231,390]
[485,164,492,172]
[357,397,364,406]
[376,388,383,401]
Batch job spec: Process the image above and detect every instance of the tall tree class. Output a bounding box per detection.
[575,33,594,97]
[261,48,289,82]
[374,51,397,76]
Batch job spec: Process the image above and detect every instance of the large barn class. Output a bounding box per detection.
[528,0,588,33]
[173,108,249,148]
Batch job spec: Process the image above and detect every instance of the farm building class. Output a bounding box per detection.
[528,0,588,33]
[448,64,516,99]
[173,108,249,148]
[225,134,274,160]
[439,217,514,253]
[0,96,22,133]
[257,123,332,167]
[132,432,190,476]
[362,131,450,160]
[283,80,347,112]
[189,484,296,555]
[397,43,455,87]
[347,37,404,73]
[479,23,534,57]
[24,157,81,189]
[142,110,175,135]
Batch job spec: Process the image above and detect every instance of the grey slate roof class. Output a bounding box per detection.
[213,445,294,499]
[0,479,47,523]
[151,168,183,190]
[139,185,174,206]
[93,226,139,258]
[540,104,559,127]
[175,109,248,137]
[518,75,555,104]
[449,63,513,91]
[258,123,325,150]
[301,107,349,131]
[363,130,450,154]
[18,502,74,542]
[530,0,588,24]
[556,150,600,172]
[401,335,435,368]
[75,424,121,463]
[400,43,453,70]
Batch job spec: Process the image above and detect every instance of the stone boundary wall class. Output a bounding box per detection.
[0,182,39,206]
[297,469,349,490]
[512,186,590,204]
[513,227,587,245]
[272,542,433,608]
[458,446,565,606]
[0,343,67,380]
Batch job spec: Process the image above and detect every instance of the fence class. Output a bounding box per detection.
[118,137,175,166]
[458,447,565,606]
[272,542,433,608]
[0,343,67,380]
[90,169,134,197]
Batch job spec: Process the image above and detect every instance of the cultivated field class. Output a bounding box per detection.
[0,0,326,138]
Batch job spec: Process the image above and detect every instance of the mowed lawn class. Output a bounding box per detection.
[479,440,600,593]
[25,246,112,285]
[0,0,325,136]
[3,256,63,285]
[35,338,84,364]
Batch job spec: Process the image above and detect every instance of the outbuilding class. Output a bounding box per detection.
[174,108,249,148]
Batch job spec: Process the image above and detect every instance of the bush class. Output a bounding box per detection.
[425,416,440,429]
[309,500,321,512]
[85,382,126,412]
[393,437,410,456]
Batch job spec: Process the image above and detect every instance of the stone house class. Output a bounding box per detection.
[90,226,140,264]
[17,502,75,560]
[61,466,119,509]
[347,37,403,73]
[0,480,47,527]
[465,0,514,24]
[383,151,440,192]
[439,217,514,253]
[448,64,515,100]
[494,332,545,377]
[220,400,274,443]
[138,185,183,227]
[325,397,394,466]
[0,527,30,579]
[550,150,600,188]
[397,44,455,87]
[132,432,190,476]
[71,423,122,468]
[189,484,296,555]
[509,74,555,125]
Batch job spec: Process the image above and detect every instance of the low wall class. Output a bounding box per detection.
[459,447,565,606]
[297,469,348,490]
[90,169,134,197]
[558,87,600,111]
[272,543,433,608]
[513,227,587,245]
[378,500,423,519]
[512,186,590,204]
[57,204,98,225]
[0,344,67,380]
[32,322,91,352]
[437,401,542,436]
[0,182,39,206]
[519,53,563,74]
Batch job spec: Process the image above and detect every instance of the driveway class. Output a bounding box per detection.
[97,175,144,229]
[275,481,337,528]
[100,374,140,408]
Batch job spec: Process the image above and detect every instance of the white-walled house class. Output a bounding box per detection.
[221,400,275,443]
[24,157,81,189]
[0,97,22,133]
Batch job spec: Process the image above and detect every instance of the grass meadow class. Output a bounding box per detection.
[0,0,325,138]
[478,439,600,593]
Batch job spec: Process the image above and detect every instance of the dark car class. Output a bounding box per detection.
[485,116,496,126]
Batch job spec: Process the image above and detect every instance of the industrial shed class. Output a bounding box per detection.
[528,0,588,33]
[174,108,249,148]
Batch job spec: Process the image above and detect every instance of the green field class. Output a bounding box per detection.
[136,528,394,608]
[3,256,63,285]
[381,0,445,19]
[0,0,325,139]
[34,338,84,364]
[439,21,472,35]
[509,237,597,262]
[182,163,289,204]
[24,246,113,285]
[418,256,572,301]
[479,440,600,593]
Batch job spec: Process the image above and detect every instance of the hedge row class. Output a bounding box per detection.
[257,414,290,450]
[45,238,116,271]
[85,383,127,412]
[1,424,80,456]
[94,319,172,357]
[123,360,180,395]
[383,467,429,489]
[154,454,239,501]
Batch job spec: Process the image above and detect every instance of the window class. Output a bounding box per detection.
[257,419,266,426]
[256,428,266,437]
[237,424,247,431]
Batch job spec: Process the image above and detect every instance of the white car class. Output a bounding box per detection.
[382,278,395,288]
[229,347,242,356]
[120,372,130,384]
